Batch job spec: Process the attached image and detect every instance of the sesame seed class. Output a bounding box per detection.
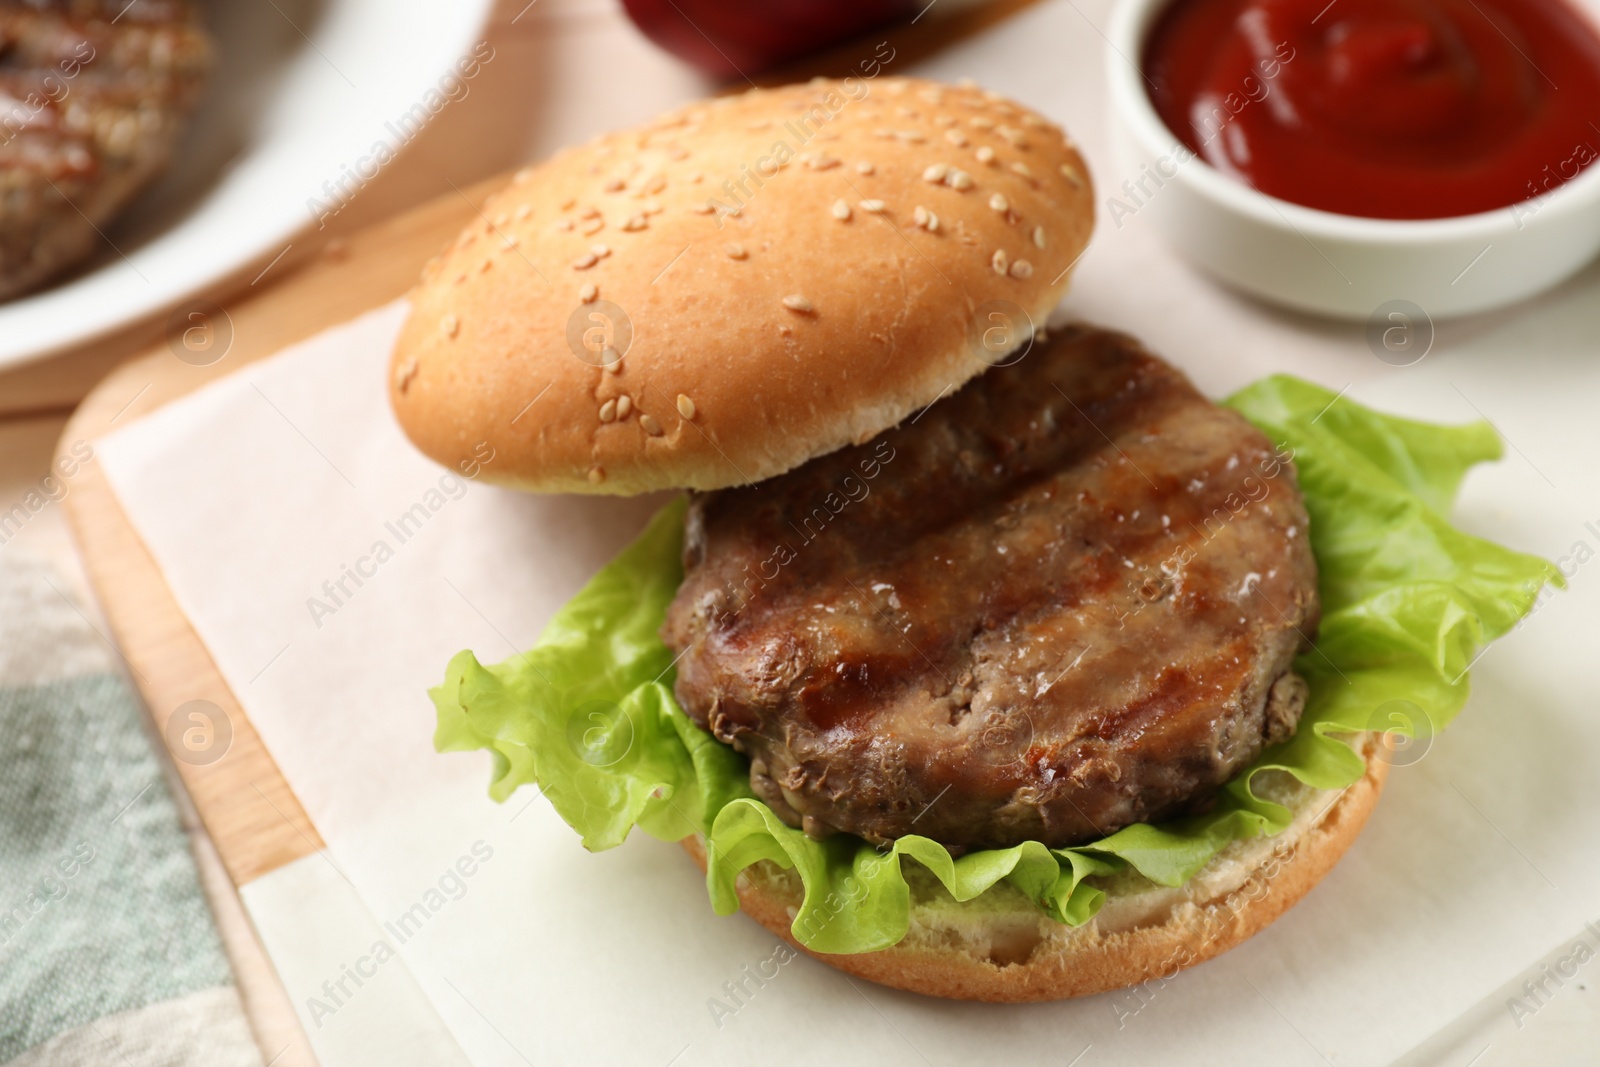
[809,155,840,170]
[945,129,969,147]
[895,130,926,143]
[975,146,996,165]
[479,259,493,273]
[580,283,598,302]
[394,357,418,393]
[582,219,604,235]
[560,197,576,210]
[1023,114,1047,128]
[573,252,598,270]
[859,199,887,213]
[514,205,532,221]
[935,115,957,127]
[669,147,689,160]
[782,295,815,313]
[922,163,949,183]
[580,206,601,219]
[831,199,852,221]
[1010,258,1034,279]
[642,201,663,214]
[913,205,929,227]
[622,214,648,231]
[999,127,1028,147]
[1060,163,1085,188]
[947,169,974,190]
[600,399,618,423]
[992,249,1008,274]
[970,116,995,129]
[726,243,748,259]
[1032,226,1047,249]
[592,244,611,258]
[441,314,460,337]
[676,394,697,419]
[602,348,623,373]
[454,273,467,285]
[989,193,1009,213]
[603,178,625,193]
[640,414,664,436]
[616,394,632,419]
[692,202,715,214]
[856,161,875,175]
[554,219,574,232]
[501,236,520,250]
[690,172,704,183]
[1011,161,1035,180]
[588,466,606,484]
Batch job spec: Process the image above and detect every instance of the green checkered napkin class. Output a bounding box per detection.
[0,549,259,1067]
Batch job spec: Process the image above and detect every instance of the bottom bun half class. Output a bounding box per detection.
[682,733,1389,1002]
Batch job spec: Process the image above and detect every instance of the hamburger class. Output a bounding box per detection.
[392,77,1555,1001]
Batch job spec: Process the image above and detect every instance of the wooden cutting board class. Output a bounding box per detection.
[53,0,1042,904]
[49,176,501,1067]
[58,178,501,892]
[49,9,1043,1061]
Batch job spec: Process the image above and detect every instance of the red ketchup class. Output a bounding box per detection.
[1142,0,1600,218]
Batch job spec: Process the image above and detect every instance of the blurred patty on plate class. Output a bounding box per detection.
[0,0,211,301]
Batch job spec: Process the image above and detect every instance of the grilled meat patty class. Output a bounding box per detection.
[662,325,1319,851]
[0,0,211,301]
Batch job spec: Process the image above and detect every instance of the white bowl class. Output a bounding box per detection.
[1104,0,1600,320]
[0,0,494,370]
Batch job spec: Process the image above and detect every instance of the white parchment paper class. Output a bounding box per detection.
[98,3,1600,1063]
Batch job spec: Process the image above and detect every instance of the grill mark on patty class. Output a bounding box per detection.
[663,324,1320,850]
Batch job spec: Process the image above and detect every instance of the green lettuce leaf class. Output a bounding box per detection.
[432,375,1559,954]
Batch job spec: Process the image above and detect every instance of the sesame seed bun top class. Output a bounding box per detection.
[389,76,1095,495]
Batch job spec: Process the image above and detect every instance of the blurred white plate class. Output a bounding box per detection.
[0,0,494,370]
